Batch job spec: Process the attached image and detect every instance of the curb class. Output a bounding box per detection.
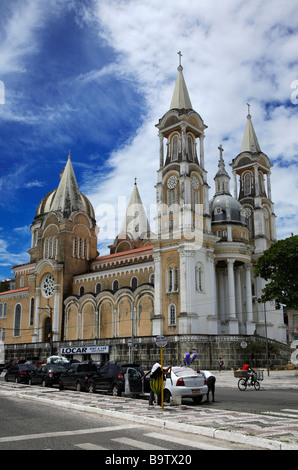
[1,389,297,451]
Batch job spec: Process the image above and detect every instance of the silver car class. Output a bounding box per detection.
[164,366,208,404]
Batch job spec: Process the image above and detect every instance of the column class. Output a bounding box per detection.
[53,289,60,341]
[199,133,205,169]
[152,252,163,335]
[233,171,237,199]
[235,267,243,320]
[181,125,187,161]
[254,164,259,196]
[245,263,256,334]
[33,290,40,343]
[159,132,164,169]
[218,269,226,323]
[266,172,272,200]
[227,259,236,318]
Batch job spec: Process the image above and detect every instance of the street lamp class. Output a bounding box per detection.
[258,298,270,377]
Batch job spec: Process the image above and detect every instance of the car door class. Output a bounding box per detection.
[33,366,44,384]
[93,363,109,391]
[125,368,143,394]
[63,366,77,388]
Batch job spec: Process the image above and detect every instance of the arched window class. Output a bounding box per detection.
[3,303,7,318]
[243,172,252,196]
[149,273,154,285]
[14,304,21,337]
[195,264,203,292]
[95,282,102,295]
[169,304,176,325]
[29,297,34,326]
[0,304,2,318]
[171,135,178,161]
[131,277,138,289]
[169,267,178,292]
[20,276,24,288]
[188,136,193,161]
[113,280,119,293]
[79,286,85,296]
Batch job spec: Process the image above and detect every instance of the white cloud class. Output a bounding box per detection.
[80,0,298,242]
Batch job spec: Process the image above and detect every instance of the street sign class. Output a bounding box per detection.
[155,335,167,348]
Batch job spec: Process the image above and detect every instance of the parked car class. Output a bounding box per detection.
[88,361,150,396]
[4,364,37,384]
[28,364,66,387]
[163,366,208,404]
[58,363,98,391]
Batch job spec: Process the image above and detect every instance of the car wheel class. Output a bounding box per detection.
[163,389,172,403]
[58,380,64,390]
[5,374,8,382]
[76,381,83,392]
[88,382,95,393]
[112,384,120,396]
[192,396,203,404]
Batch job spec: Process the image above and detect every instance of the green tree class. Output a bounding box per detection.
[255,234,298,309]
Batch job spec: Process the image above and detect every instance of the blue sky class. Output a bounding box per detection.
[0,0,298,280]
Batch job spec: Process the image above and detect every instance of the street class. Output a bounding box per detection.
[188,387,298,415]
[0,372,297,451]
[0,395,261,451]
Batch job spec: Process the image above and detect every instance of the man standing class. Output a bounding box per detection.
[149,360,162,406]
[199,370,216,403]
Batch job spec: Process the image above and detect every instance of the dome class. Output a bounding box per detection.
[210,194,244,224]
[35,189,95,221]
[34,156,95,222]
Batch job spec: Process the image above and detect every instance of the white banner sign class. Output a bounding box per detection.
[61,345,109,355]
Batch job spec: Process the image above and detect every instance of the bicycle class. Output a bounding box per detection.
[234,370,263,391]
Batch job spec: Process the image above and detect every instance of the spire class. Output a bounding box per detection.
[214,144,231,195]
[240,105,261,153]
[51,153,85,218]
[170,51,192,110]
[119,180,151,239]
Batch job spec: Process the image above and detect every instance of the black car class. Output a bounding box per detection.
[28,364,66,387]
[87,362,150,396]
[58,363,98,392]
[5,364,37,383]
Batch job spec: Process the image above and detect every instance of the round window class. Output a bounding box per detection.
[41,274,55,298]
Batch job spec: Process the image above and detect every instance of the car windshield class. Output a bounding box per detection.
[172,367,199,377]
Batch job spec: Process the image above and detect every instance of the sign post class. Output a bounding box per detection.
[155,336,167,409]
[240,341,247,364]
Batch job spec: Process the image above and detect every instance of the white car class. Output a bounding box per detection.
[163,366,208,404]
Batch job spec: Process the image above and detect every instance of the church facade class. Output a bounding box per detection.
[0,63,287,364]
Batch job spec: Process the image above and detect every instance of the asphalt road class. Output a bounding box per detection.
[0,395,263,451]
[192,386,298,415]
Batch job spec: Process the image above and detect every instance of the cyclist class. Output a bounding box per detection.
[242,363,257,385]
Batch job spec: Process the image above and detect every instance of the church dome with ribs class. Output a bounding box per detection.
[35,155,95,221]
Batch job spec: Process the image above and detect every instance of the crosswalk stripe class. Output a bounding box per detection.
[75,443,106,450]
[112,437,168,450]
[144,432,229,450]
[0,424,141,443]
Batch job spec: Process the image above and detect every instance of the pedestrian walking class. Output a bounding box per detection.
[199,370,216,402]
[218,357,224,371]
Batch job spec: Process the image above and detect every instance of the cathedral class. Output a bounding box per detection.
[0,62,287,365]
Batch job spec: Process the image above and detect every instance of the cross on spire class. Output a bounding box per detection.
[218,144,224,159]
[247,103,251,116]
[177,51,183,67]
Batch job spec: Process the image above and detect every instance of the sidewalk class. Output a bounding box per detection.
[0,370,297,450]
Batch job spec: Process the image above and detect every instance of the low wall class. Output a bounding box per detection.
[4,334,292,370]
